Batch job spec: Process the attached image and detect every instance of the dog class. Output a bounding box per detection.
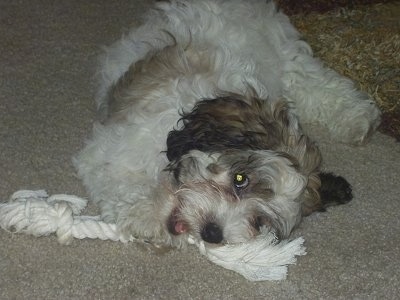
[75,0,380,248]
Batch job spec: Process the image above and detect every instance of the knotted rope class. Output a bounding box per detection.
[0,190,306,281]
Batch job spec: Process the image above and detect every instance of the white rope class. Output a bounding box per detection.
[0,190,132,244]
[188,233,306,281]
[0,190,306,281]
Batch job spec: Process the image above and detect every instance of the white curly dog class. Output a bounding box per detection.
[75,0,380,248]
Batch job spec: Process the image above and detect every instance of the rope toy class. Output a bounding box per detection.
[0,190,306,281]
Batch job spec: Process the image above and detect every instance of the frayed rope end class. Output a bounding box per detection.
[188,230,306,281]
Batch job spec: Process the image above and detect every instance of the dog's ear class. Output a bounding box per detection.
[270,102,324,217]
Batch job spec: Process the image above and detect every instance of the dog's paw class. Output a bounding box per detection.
[330,99,381,145]
[319,172,353,209]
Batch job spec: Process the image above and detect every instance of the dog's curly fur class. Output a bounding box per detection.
[75,0,379,247]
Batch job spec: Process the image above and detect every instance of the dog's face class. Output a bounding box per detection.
[162,94,322,245]
[166,149,307,244]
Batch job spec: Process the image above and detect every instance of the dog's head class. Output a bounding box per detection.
[167,149,307,243]
[165,95,322,244]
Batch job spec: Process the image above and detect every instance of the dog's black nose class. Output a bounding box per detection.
[201,222,223,244]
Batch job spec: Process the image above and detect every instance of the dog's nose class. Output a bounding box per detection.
[201,222,223,244]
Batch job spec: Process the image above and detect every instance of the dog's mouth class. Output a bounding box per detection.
[252,215,282,240]
[166,207,188,235]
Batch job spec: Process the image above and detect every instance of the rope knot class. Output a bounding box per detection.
[1,190,88,245]
[47,194,88,245]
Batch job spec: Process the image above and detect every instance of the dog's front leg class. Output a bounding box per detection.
[116,184,180,247]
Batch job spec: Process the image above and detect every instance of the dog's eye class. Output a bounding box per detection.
[233,173,249,189]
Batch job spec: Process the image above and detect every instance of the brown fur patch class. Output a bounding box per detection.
[102,43,213,123]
